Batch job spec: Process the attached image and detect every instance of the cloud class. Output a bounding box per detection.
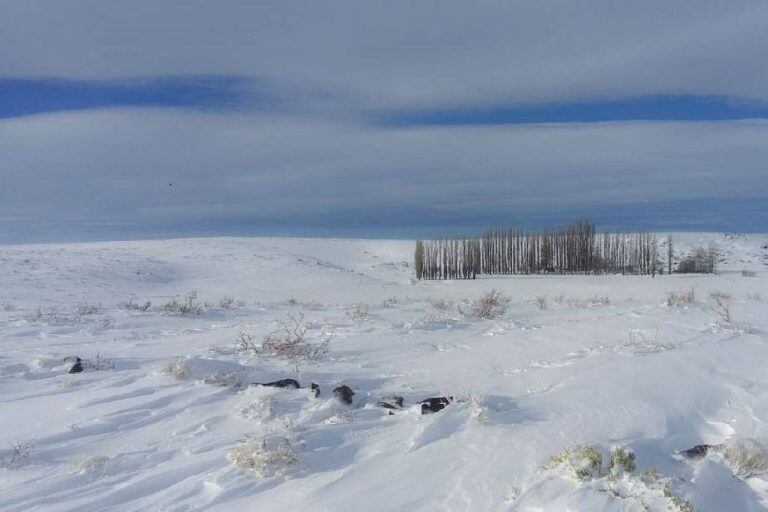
[1,109,766,241]
[2,1,768,110]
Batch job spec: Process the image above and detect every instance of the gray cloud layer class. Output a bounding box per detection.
[1,109,766,239]
[1,1,767,240]
[3,0,768,109]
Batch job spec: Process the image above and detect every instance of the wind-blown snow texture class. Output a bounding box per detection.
[1,233,767,511]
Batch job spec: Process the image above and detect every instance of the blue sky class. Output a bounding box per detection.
[1,0,767,241]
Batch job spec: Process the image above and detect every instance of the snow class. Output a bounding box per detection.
[0,233,767,511]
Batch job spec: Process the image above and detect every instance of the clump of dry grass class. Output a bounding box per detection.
[666,288,695,307]
[160,291,202,316]
[228,436,297,477]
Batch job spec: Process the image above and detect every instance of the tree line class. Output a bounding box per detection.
[415,220,661,280]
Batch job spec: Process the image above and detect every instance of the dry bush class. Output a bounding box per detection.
[534,296,548,310]
[721,440,768,479]
[666,288,695,307]
[742,270,757,277]
[240,313,329,360]
[469,290,509,319]
[203,371,244,388]
[2,301,16,312]
[1,439,34,468]
[75,301,102,317]
[119,298,152,311]
[228,436,297,477]
[710,291,732,326]
[166,358,194,380]
[428,298,453,311]
[346,302,370,321]
[82,353,116,371]
[219,296,236,309]
[747,293,762,301]
[160,291,202,316]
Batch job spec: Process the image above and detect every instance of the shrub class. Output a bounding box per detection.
[676,244,718,274]
[710,291,732,326]
[469,290,509,319]
[608,446,636,476]
[119,298,152,311]
[1,439,33,468]
[428,298,453,311]
[75,301,102,317]
[721,439,768,479]
[742,270,757,277]
[534,296,548,310]
[240,313,329,360]
[166,358,194,380]
[544,444,603,481]
[160,291,202,316]
[1,301,16,312]
[228,436,297,477]
[82,353,116,371]
[666,288,695,307]
[347,302,369,321]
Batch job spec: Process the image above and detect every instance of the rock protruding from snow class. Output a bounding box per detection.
[420,396,453,414]
[333,385,355,405]
[68,357,83,374]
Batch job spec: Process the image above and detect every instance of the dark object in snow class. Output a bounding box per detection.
[68,357,83,374]
[261,378,301,389]
[420,396,453,414]
[333,385,355,405]
[377,396,404,410]
[677,444,721,459]
[310,383,320,397]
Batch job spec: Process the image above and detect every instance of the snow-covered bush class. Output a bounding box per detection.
[72,455,110,475]
[2,301,16,312]
[469,290,509,319]
[710,291,732,327]
[160,291,202,316]
[228,437,297,477]
[742,270,757,277]
[608,446,636,477]
[534,296,548,310]
[544,444,603,480]
[666,288,695,307]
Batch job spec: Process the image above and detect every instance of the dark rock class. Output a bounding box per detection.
[258,378,301,389]
[333,385,355,405]
[310,383,320,397]
[377,395,404,410]
[420,396,453,414]
[677,444,720,459]
[68,357,83,374]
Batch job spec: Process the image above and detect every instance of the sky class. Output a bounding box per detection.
[1,0,767,242]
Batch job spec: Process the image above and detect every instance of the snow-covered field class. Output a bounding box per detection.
[1,233,767,511]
